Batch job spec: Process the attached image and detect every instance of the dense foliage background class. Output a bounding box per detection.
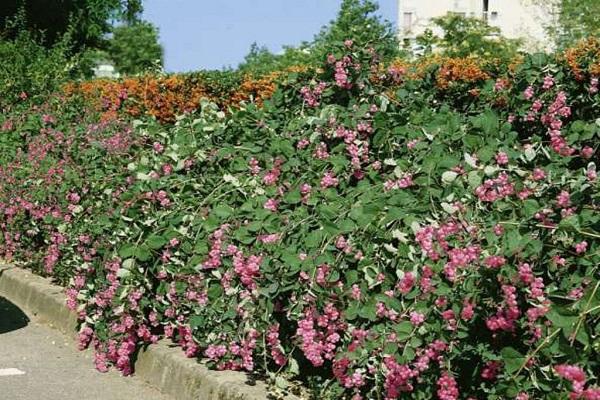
[2,34,600,399]
[1,1,600,399]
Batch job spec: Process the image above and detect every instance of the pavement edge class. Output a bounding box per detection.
[0,265,296,400]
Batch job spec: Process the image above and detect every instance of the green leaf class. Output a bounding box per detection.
[118,244,136,258]
[500,347,525,375]
[146,234,167,249]
[135,246,152,262]
[213,204,234,219]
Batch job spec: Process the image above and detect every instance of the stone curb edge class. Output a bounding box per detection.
[0,265,298,400]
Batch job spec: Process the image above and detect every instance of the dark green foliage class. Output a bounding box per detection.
[238,0,400,74]
[420,13,521,60]
[108,20,163,75]
[0,0,143,50]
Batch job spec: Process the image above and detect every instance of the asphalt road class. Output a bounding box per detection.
[0,296,172,400]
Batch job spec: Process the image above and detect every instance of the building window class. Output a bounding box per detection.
[483,0,489,21]
[403,12,413,31]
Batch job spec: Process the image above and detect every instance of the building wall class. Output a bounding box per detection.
[398,0,555,52]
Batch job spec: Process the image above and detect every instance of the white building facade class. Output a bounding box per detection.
[398,0,555,52]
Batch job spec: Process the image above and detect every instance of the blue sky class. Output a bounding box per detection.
[143,0,398,72]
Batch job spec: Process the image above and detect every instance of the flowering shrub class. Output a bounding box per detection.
[62,70,287,123]
[1,39,600,399]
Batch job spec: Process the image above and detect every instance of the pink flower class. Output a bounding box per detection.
[495,151,509,165]
[248,157,261,175]
[481,361,502,380]
[494,78,506,92]
[350,284,361,300]
[152,142,164,153]
[258,233,280,244]
[484,255,506,269]
[587,167,597,181]
[542,75,555,90]
[410,311,425,326]
[320,171,339,189]
[162,163,173,175]
[407,139,419,149]
[556,190,571,208]
[555,364,587,394]
[66,192,81,204]
[532,168,546,181]
[475,172,514,202]
[264,198,279,212]
[384,174,414,191]
[297,138,310,149]
[437,372,459,400]
[581,146,594,159]
[493,224,505,235]
[574,241,588,254]
[461,300,475,321]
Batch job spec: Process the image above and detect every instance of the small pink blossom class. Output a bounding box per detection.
[495,152,509,165]
[574,241,588,254]
[264,198,279,212]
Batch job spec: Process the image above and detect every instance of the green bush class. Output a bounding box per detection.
[0,17,77,108]
[1,39,600,399]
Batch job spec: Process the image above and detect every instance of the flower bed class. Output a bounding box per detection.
[1,40,599,399]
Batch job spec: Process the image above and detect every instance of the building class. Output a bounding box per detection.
[398,0,555,52]
[92,60,120,79]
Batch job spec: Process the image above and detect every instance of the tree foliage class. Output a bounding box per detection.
[238,0,399,74]
[0,11,82,106]
[311,0,399,60]
[419,13,521,59]
[0,0,143,50]
[107,20,163,75]
[541,0,600,48]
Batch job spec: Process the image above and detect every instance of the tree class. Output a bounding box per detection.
[238,0,400,73]
[0,0,143,50]
[312,0,399,60]
[107,20,163,75]
[537,0,600,48]
[419,13,521,59]
[237,42,310,74]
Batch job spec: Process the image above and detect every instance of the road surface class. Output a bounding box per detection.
[0,296,172,400]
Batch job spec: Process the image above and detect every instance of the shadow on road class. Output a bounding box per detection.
[0,296,29,334]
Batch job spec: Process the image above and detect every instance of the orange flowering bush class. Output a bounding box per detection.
[63,72,280,123]
[434,57,490,90]
[563,37,600,81]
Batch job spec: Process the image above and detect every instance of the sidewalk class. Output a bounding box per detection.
[0,296,172,400]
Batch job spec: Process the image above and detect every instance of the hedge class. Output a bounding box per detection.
[1,39,600,399]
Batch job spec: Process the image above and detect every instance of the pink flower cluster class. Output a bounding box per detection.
[541,91,574,156]
[266,324,287,366]
[321,171,339,189]
[382,340,447,399]
[332,55,354,89]
[203,224,229,269]
[384,174,414,191]
[486,285,520,332]
[475,172,515,202]
[295,304,345,367]
[300,82,327,107]
[263,158,283,185]
[232,250,263,289]
[555,364,600,399]
[437,372,459,400]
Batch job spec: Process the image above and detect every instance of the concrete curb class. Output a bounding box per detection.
[0,265,298,400]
